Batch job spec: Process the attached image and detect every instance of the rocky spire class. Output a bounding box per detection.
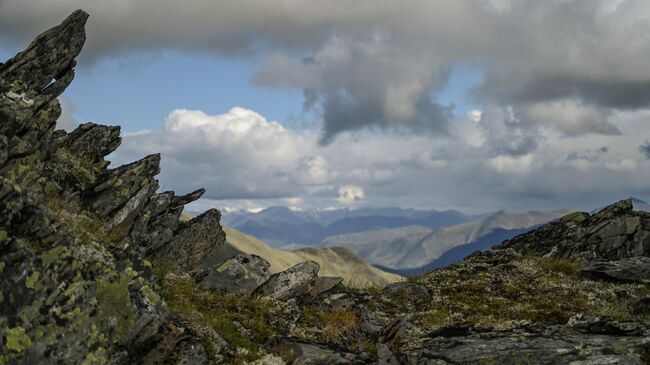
[0,10,226,364]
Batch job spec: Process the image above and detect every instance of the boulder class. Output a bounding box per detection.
[253,261,320,301]
[198,253,271,294]
[61,122,121,164]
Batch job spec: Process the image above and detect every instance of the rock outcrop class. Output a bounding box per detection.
[502,199,650,265]
[1,10,649,365]
[0,11,226,364]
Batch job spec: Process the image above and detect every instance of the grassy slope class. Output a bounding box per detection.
[223,226,402,287]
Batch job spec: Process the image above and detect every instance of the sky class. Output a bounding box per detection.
[2,0,650,214]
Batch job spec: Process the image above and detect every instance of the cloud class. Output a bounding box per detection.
[110,106,650,213]
[337,185,365,204]
[639,141,650,159]
[252,36,453,143]
[55,97,78,132]
[115,107,312,200]
[567,146,609,162]
[3,0,649,141]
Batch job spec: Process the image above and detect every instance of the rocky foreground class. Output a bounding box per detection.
[1,11,649,365]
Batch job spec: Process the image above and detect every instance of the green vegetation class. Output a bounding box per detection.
[413,256,641,330]
[152,259,276,364]
[298,306,372,353]
[532,255,581,276]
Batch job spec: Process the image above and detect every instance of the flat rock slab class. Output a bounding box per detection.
[582,257,650,283]
[253,261,320,301]
[198,253,271,294]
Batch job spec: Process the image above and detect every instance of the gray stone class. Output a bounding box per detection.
[502,199,650,264]
[253,261,320,301]
[198,253,271,294]
[308,276,343,300]
[85,153,161,234]
[582,257,650,283]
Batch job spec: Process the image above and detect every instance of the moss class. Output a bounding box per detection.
[5,327,32,352]
[80,346,108,365]
[0,261,5,273]
[0,230,7,242]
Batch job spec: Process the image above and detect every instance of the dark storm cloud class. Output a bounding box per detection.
[639,142,650,159]
[319,90,452,144]
[567,146,609,162]
[3,0,649,141]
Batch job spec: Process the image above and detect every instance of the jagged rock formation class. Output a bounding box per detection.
[502,199,650,265]
[0,11,226,364]
[1,10,649,365]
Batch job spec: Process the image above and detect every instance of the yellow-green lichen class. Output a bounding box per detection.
[5,327,32,353]
[140,283,160,306]
[40,246,67,267]
[81,347,108,365]
[25,271,40,289]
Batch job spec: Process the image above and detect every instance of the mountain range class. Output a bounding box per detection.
[222,206,572,273]
[221,206,480,247]
[223,198,650,275]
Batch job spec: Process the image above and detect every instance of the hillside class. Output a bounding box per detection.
[219,226,403,287]
[323,208,572,270]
